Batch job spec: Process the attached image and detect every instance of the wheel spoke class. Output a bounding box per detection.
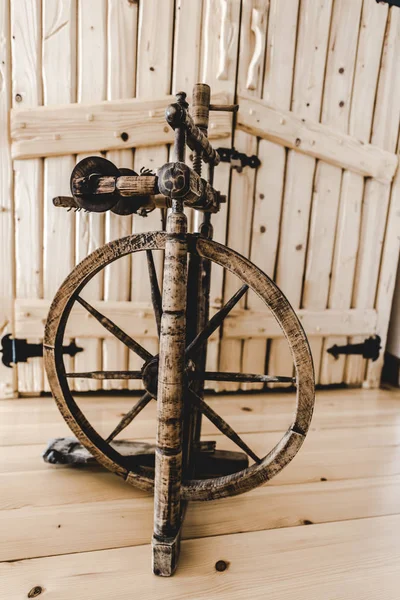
[186,284,248,357]
[106,391,153,442]
[66,371,142,380]
[192,372,295,384]
[146,250,162,336]
[76,296,153,362]
[189,389,261,464]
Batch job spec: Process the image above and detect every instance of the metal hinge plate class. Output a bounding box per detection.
[327,335,381,362]
[0,335,83,368]
[216,147,261,172]
[376,0,400,7]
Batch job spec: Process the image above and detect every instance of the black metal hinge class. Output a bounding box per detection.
[0,335,83,368]
[327,335,381,362]
[376,0,400,7]
[216,147,261,173]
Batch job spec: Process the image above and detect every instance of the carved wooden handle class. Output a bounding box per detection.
[217,0,232,81]
[246,6,267,91]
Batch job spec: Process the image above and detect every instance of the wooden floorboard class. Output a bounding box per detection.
[1,388,400,598]
[2,515,400,599]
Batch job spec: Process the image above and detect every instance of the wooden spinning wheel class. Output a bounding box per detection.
[44,84,315,576]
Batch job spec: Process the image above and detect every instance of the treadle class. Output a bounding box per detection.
[42,437,155,465]
[43,437,249,478]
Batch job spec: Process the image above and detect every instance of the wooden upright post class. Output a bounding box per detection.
[152,93,188,577]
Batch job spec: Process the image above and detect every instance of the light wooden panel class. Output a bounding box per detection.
[347,7,400,385]
[4,0,400,396]
[2,514,400,599]
[320,1,389,384]
[218,0,269,391]
[302,0,362,382]
[237,95,397,182]
[0,0,16,398]
[73,0,107,392]
[200,0,241,381]
[42,0,76,392]
[11,0,43,394]
[127,0,174,390]
[102,0,139,391]
[11,93,231,159]
[242,0,300,390]
[3,390,400,446]
[2,471,400,561]
[367,133,400,386]
[14,299,378,339]
[268,0,333,387]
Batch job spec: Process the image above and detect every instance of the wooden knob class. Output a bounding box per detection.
[192,83,211,130]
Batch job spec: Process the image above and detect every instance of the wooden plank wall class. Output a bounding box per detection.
[0,0,16,398]
[2,0,400,395]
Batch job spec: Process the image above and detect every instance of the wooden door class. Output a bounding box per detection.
[1,0,399,396]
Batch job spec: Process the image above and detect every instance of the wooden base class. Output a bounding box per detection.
[42,437,249,478]
[152,530,182,577]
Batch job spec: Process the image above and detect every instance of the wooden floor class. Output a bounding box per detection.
[1,387,400,599]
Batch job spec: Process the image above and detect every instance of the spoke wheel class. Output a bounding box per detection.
[44,232,314,501]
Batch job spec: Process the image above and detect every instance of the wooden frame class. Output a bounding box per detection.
[43,86,315,576]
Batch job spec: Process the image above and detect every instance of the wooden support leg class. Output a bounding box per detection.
[152,206,188,577]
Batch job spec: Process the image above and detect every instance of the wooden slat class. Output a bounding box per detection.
[199,0,241,382]
[127,0,174,391]
[14,299,378,339]
[302,0,363,382]
[12,84,397,182]
[73,0,107,392]
[0,0,16,397]
[11,0,44,394]
[172,0,203,95]
[242,0,299,390]
[218,0,269,391]
[3,387,399,423]
[1,472,400,562]
[367,135,400,387]
[2,390,400,446]
[10,92,231,159]
[223,307,378,339]
[346,8,400,385]
[267,0,333,388]
[320,1,389,384]
[102,0,139,391]
[2,513,400,599]
[42,0,77,394]
[173,0,204,239]
[128,147,166,391]
[2,425,400,480]
[237,94,397,182]
[3,418,400,473]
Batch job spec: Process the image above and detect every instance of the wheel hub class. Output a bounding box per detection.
[141,358,159,397]
[141,356,196,397]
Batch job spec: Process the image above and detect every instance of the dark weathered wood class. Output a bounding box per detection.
[73,174,158,198]
[146,250,162,336]
[43,436,247,478]
[43,86,315,578]
[66,370,142,380]
[186,284,248,358]
[43,437,155,465]
[190,389,261,464]
[195,372,296,384]
[152,207,188,576]
[106,392,153,443]
[76,296,153,362]
[44,231,314,499]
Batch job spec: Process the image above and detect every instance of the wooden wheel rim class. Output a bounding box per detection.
[44,232,315,501]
